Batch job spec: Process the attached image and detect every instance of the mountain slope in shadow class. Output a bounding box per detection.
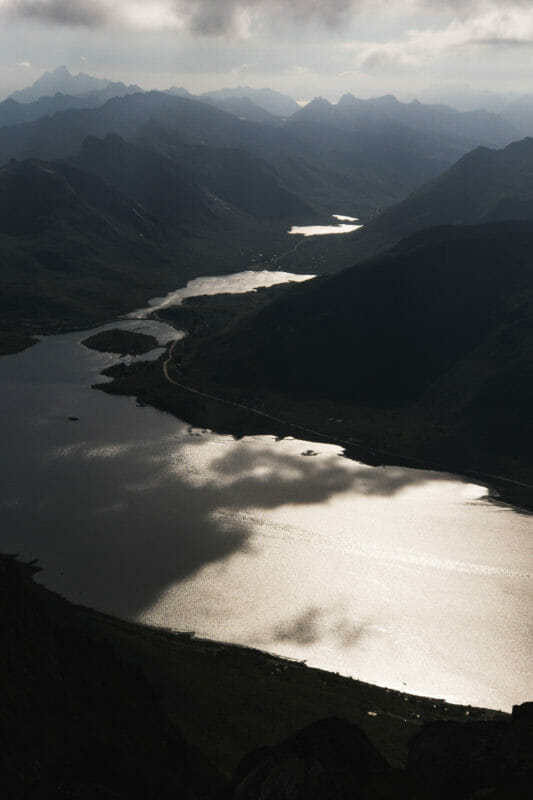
[172,220,533,494]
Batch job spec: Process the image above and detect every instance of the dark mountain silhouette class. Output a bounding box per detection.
[0,90,515,218]
[293,93,518,148]
[0,83,146,129]
[71,132,311,221]
[70,134,213,225]
[282,97,512,215]
[349,136,533,263]
[0,94,96,128]
[169,143,313,220]
[0,157,183,338]
[175,220,533,487]
[0,135,312,352]
[0,157,161,238]
[0,91,294,166]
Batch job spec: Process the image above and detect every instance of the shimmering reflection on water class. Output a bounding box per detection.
[289,213,363,236]
[0,272,531,712]
[132,269,315,318]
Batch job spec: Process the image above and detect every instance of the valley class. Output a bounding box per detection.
[1,59,532,799]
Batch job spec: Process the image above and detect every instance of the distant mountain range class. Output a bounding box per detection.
[3,65,533,451]
[154,135,533,499]
[9,65,143,104]
[289,93,518,149]
[0,85,145,129]
[1,68,524,224]
[0,88,521,222]
[0,124,312,351]
[199,86,299,117]
[201,95,280,125]
[9,66,533,140]
[6,67,298,122]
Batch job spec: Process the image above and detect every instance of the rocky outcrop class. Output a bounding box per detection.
[407,710,533,799]
[228,717,397,799]
[229,710,533,799]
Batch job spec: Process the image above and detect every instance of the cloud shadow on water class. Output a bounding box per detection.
[272,605,366,650]
[1,431,452,622]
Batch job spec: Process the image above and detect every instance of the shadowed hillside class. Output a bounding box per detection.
[285,135,533,274]
[3,554,531,799]
[141,220,533,506]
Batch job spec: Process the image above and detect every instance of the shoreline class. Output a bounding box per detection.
[98,338,533,514]
[1,552,511,775]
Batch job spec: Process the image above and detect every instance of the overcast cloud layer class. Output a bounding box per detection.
[1,1,533,104]
[4,1,533,33]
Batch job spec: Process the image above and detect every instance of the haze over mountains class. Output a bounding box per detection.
[2,55,533,799]
[9,65,131,103]
[337,136,533,265]
[0,71,524,228]
[2,65,533,493]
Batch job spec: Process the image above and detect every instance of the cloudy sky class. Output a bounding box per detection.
[1,1,533,105]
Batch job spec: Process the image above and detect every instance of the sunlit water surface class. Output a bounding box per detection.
[0,270,531,712]
[132,269,315,318]
[290,213,363,236]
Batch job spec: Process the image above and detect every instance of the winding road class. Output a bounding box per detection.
[161,337,533,495]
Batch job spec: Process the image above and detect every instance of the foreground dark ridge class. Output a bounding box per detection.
[2,554,531,799]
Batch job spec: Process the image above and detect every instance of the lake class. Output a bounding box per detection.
[0,270,531,712]
[289,213,363,236]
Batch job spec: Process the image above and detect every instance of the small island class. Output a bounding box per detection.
[82,328,160,356]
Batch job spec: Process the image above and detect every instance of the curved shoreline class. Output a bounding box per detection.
[102,329,533,514]
[1,552,510,774]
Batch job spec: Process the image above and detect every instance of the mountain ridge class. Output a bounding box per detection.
[9,65,143,103]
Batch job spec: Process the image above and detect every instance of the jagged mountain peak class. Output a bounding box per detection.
[336,93,362,108]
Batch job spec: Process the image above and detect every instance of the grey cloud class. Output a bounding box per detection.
[7,0,110,27]
[478,37,533,48]
[3,0,360,34]
[423,0,530,7]
[3,0,533,36]
[183,1,355,36]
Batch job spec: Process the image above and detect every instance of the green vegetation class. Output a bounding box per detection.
[82,328,160,356]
